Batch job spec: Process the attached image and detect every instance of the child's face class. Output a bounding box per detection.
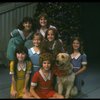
[23,22,32,31]
[16,52,26,62]
[42,60,51,71]
[39,17,47,27]
[47,30,55,41]
[33,36,41,47]
[72,40,80,50]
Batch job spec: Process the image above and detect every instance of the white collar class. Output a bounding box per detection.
[18,29,33,40]
[49,25,56,29]
[71,53,81,59]
[17,62,26,71]
[40,29,47,37]
[39,69,51,81]
[30,47,40,54]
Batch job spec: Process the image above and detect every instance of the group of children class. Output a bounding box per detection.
[7,12,87,99]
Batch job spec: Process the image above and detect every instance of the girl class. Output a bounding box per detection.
[36,12,56,38]
[9,44,32,98]
[28,33,43,76]
[41,27,65,59]
[30,52,64,99]
[69,36,87,93]
[7,16,34,62]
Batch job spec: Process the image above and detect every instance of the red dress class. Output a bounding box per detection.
[31,69,56,98]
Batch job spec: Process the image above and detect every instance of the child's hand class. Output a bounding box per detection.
[11,90,17,97]
[23,87,28,94]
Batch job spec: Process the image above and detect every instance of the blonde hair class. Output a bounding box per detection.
[32,32,43,41]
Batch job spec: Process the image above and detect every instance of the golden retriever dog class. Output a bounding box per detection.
[55,53,78,98]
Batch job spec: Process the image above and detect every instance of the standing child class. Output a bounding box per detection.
[30,52,64,99]
[28,33,43,76]
[9,44,32,98]
[36,12,56,39]
[41,27,65,59]
[7,17,34,66]
[70,36,87,93]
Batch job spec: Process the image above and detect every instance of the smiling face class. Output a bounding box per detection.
[39,16,47,27]
[16,52,26,62]
[72,40,80,50]
[23,21,32,31]
[47,29,55,41]
[42,60,51,71]
[33,35,41,47]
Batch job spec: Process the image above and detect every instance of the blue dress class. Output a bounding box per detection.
[7,29,33,60]
[28,47,40,76]
[70,53,87,92]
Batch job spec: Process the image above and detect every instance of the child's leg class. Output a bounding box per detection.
[22,92,34,99]
[75,75,82,92]
[52,93,64,99]
[10,95,16,99]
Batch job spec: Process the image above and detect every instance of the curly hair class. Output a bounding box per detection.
[45,27,58,40]
[39,52,54,67]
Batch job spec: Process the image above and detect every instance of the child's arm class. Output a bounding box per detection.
[75,65,86,75]
[23,73,30,93]
[30,86,40,99]
[75,54,87,75]
[23,61,32,93]
[9,61,17,97]
[11,74,17,97]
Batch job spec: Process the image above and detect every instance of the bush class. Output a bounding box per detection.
[33,2,81,46]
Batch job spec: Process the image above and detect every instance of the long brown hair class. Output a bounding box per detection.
[70,36,84,54]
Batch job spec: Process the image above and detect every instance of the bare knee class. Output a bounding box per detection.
[53,93,64,99]
[59,95,64,99]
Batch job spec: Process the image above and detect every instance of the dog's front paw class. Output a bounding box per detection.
[65,95,70,99]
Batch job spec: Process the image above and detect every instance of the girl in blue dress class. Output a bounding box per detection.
[69,36,87,93]
[28,33,43,76]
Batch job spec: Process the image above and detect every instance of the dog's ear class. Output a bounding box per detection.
[61,55,65,59]
[66,53,71,61]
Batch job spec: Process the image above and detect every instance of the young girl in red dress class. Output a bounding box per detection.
[29,52,64,99]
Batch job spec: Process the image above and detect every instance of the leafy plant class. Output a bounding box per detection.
[34,2,81,46]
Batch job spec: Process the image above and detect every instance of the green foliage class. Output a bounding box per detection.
[33,2,81,45]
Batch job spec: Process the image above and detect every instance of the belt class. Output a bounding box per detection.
[17,77,25,80]
[33,65,40,67]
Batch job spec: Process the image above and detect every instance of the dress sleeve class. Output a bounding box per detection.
[10,29,19,37]
[31,72,39,87]
[9,61,15,75]
[26,61,32,74]
[81,53,87,65]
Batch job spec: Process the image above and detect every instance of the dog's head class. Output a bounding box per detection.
[56,53,71,70]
